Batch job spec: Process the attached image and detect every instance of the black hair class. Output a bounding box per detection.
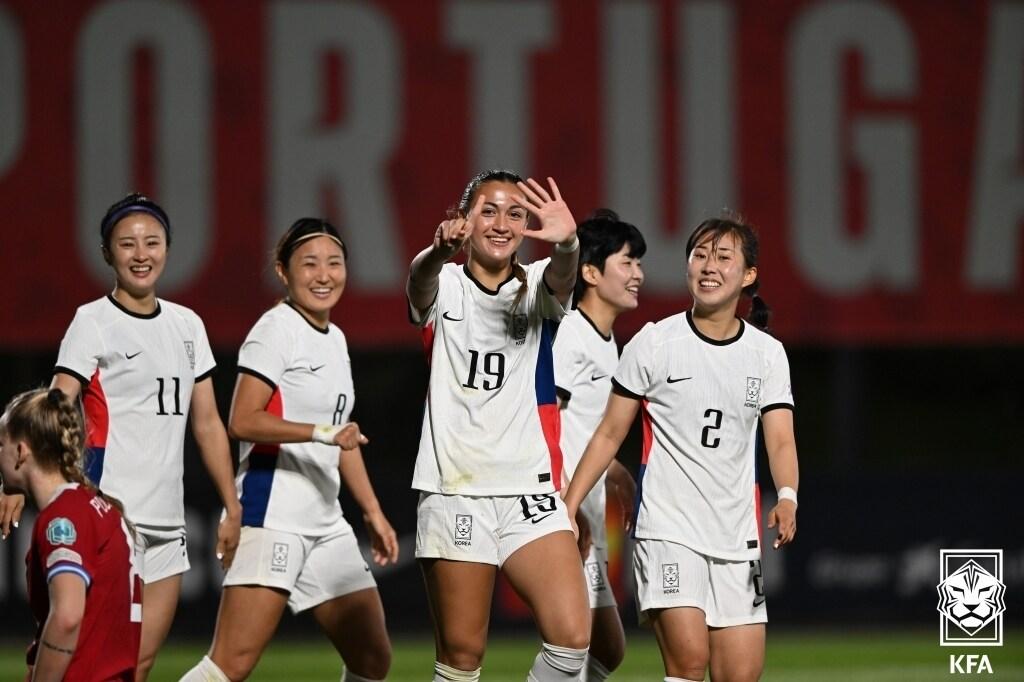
[685,213,770,331]
[573,208,647,305]
[100,193,171,249]
[274,217,348,267]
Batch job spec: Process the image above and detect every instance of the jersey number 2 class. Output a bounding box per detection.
[701,408,723,448]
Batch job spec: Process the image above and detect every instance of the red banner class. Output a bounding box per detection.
[0,0,1021,348]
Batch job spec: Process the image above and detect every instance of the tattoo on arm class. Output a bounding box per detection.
[41,639,74,656]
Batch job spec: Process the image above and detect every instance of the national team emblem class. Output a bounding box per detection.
[46,518,77,546]
[937,549,1005,646]
[511,314,528,344]
[271,542,289,571]
[586,562,605,590]
[184,341,195,369]
[662,563,679,589]
[744,377,762,407]
[454,514,473,541]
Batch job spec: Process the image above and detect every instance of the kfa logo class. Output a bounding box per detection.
[662,563,679,592]
[585,562,606,591]
[454,514,473,546]
[744,377,762,408]
[511,314,528,345]
[184,340,195,369]
[949,655,994,675]
[270,542,289,573]
[937,549,1005,646]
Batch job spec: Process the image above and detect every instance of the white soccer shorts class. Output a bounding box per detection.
[415,491,573,567]
[223,521,376,613]
[135,525,189,584]
[633,538,767,627]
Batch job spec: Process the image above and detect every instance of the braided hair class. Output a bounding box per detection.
[2,388,131,529]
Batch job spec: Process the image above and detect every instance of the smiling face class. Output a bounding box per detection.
[686,230,756,315]
[466,181,529,270]
[585,243,644,312]
[104,213,168,298]
[276,235,347,325]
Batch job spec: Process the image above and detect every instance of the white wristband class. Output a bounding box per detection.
[777,486,798,508]
[311,424,343,445]
[554,235,579,254]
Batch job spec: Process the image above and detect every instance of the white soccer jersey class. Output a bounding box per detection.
[54,295,216,527]
[410,260,569,495]
[553,308,619,545]
[614,311,793,561]
[235,303,355,536]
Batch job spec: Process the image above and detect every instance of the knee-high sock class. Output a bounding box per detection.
[527,642,589,681]
[178,656,229,682]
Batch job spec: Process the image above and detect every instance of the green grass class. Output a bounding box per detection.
[1,631,1021,680]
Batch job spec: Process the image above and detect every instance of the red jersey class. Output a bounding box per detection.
[26,483,141,681]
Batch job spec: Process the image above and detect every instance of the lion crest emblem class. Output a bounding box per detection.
[937,559,1006,636]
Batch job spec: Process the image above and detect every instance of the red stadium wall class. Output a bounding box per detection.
[0,0,1021,348]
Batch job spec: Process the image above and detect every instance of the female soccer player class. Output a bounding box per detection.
[408,170,591,681]
[0,193,240,680]
[182,218,398,682]
[564,216,799,682]
[553,209,645,681]
[0,388,141,681]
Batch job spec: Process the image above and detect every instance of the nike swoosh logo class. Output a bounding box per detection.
[753,597,765,607]
[126,351,142,360]
[591,373,608,381]
[310,364,326,372]
[530,513,555,525]
[442,311,464,321]
[667,376,692,383]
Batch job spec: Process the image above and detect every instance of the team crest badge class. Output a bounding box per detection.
[511,314,528,345]
[744,377,762,408]
[937,549,1006,646]
[454,514,473,542]
[662,563,679,590]
[271,542,289,572]
[184,341,195,370]
[46,518,77,546]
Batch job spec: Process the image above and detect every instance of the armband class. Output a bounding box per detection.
[554,235,580,254]
[777,486,798,508]
[311,424,343,445]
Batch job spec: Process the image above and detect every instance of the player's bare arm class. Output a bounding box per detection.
[605,459,637,532]
[407,193,485,312]
[32,573,86,681]
[563,391,640,532]
[229,374,368,450]
[763,407,799,549]
[517,177,579,303]
[190,379,241,569]
[338,446,399,566]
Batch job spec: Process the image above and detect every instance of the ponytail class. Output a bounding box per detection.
[3,388,133,534]
[747,293,771,332]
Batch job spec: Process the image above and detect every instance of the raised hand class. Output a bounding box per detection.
[432,193,484,261]
[516,177,577,245]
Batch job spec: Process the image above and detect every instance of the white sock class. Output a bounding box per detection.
[178,655,230,682]
[584,655,612,681]
[527,642,589,681]
[664,677,703,682]
[342,669,382,682]
[434,661,482,681]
